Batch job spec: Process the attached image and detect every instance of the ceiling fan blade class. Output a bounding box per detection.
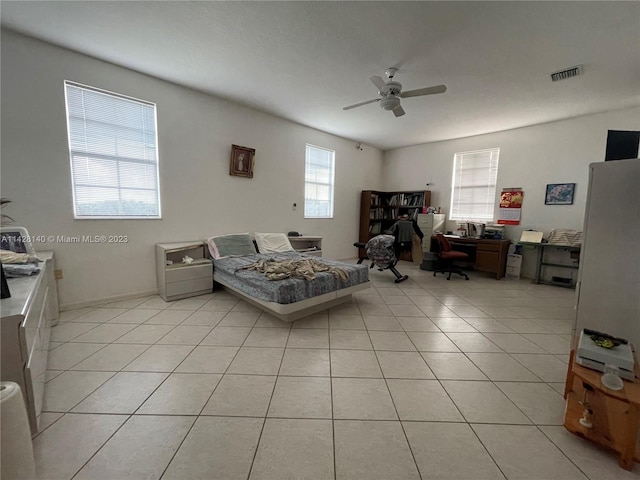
[369,75,387,91]
[393,105,406,117]
[343,98,380,111]
[400,84,447,98]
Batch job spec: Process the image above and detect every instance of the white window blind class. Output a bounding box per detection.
[304,144,335,218]
[64,81,161,218]
[450,148,500,222]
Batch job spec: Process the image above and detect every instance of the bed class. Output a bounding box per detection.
[208,233,370,322]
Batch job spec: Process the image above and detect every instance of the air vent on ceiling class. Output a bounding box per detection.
[550,65,583,82]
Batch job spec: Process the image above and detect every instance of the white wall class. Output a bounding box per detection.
[1,30,384,308]
[382,108,640,277]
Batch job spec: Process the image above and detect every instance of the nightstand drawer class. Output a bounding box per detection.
[166,277,212,297]
[165,263,212,283]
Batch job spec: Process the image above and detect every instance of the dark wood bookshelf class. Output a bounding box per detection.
[358,190,431,259]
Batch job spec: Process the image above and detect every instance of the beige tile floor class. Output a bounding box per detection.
[36,262,640,480]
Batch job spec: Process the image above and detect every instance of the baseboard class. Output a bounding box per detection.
[60,289,158,311]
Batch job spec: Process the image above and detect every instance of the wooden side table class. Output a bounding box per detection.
[564,349,640,470]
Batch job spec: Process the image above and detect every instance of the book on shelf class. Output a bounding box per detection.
[387,192,425,207]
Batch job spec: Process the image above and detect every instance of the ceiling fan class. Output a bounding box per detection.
[343,68,446,117]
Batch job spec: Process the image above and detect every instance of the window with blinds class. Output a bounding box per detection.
[64,81,161,219]
[304,144,335,218]
[449,148,500,222]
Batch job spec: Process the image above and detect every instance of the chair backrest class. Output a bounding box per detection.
[435,234,452,253]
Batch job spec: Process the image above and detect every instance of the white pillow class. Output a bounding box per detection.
[254,233,294,253]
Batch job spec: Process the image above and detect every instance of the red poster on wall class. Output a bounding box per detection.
[498,190,523,225]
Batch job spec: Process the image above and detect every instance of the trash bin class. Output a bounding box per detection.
[420,252,440,271]
[506,254,522,278]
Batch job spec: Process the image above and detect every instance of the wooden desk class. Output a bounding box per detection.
[564,349,640,470]
[431,236,510,280]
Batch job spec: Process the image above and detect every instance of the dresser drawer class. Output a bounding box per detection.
[21,282,48,360]
[26,321,48,425]
[165,263,212,283]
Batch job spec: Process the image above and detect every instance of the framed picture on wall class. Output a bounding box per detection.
[229,144,255,178]
[545,183,575,205]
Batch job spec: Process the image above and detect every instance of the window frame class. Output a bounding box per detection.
[304,144,335,219]
[449,148,500,222]
[64,80,162,220]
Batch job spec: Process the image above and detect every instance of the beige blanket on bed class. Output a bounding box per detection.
[236,257,349,281]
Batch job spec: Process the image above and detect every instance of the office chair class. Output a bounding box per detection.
[433,233,469,280]
[354,234,408,283]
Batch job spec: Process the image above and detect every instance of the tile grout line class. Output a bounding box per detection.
[67,413,135,480]
[536,425,594,480]
[243,321,291,480]
[367,322,424,480]
[328,314,338,480]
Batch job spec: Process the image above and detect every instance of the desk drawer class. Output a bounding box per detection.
[477,243,501,252]
[476,251,499,272]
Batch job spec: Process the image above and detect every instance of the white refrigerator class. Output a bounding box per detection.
[574,158,640,348]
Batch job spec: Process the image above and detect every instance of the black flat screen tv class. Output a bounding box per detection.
[605,130,640,161]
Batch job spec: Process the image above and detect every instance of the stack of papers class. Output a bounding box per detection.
[546,229,582,246]
[519,231,543,243]
[3,264,40,277]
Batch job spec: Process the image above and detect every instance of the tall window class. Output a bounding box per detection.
[64,81,161,218]
[304,144,335,218]
[450,148,500,222]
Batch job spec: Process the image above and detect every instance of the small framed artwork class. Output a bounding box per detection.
[545,183,575,205]
[229,144,255,178]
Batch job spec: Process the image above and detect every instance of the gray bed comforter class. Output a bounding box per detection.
[213,252,369,304]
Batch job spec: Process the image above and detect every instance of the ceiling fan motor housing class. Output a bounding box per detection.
[382,81,402,96]
[379,95,400,111]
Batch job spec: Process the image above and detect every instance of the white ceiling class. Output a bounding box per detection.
[2,1,639,150]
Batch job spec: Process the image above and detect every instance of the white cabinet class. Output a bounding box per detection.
[416,214,446,252]
[1,252,57,435]
[156,242,213,301]
[288,236,322,257]
[574,159,640,347]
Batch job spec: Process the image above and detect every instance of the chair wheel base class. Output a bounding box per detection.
[433,269,469,281]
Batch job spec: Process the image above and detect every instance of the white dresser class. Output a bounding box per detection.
[0,251,58,434]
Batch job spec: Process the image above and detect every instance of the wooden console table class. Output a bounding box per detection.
[564,349,640,470]
[431,236,510,279]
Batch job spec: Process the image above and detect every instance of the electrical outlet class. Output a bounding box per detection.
[54,269,63,280]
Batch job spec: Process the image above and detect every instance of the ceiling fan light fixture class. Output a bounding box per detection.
[379,95,400,111]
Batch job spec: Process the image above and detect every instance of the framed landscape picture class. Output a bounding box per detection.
[545,183,575,205]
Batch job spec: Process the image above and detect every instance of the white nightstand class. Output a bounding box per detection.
[156,242,213,301]
[288,236,322,257]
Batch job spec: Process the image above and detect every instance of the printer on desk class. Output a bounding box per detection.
[576,329,635,380]
[482,224,505,239]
